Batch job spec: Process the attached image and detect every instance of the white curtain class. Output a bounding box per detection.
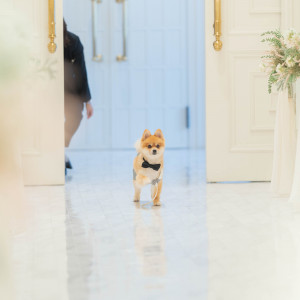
[290,127,300,202]
[271,91,297,196]
[290,83,300,202]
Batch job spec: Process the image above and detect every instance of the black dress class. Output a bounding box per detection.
[64,31,91,102]
[64,31,91,147]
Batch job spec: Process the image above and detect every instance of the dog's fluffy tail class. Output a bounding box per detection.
[134,139,141,152]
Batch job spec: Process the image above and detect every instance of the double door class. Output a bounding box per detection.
[64,0,191,149]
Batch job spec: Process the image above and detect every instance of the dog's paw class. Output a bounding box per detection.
[153,201,161,206]
[133,199,140,202]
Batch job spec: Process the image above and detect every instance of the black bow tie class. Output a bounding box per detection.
[142,158,161,171]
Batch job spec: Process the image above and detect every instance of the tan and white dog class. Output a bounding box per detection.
[133,129,165,206]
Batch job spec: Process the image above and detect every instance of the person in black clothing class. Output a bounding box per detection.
[64,20,93,172]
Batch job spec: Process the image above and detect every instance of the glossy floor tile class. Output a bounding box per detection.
[12,150,300,300]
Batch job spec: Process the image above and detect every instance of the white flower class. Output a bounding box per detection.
[285,28,300,48]
[276,63,285,74]
[286,56,296,68]
[259,63,266,72]
[286,28,297,38]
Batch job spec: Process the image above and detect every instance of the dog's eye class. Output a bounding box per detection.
[156,145,160,149]
[148,145,152,149]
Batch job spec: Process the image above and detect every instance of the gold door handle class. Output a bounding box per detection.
[213,0,223,51]
[48,0,57,53]
[116,0,127,62]
[92,0,103,62]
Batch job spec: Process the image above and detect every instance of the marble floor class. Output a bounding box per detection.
[11,150,300,300]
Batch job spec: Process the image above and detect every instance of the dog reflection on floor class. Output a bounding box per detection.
[134,204,167,277]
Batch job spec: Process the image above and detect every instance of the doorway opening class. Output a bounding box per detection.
[63,0,205,151]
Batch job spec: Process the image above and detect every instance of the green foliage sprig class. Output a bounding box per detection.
[260,29,300,96]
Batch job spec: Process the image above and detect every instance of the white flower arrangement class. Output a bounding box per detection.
[261,29,300,96]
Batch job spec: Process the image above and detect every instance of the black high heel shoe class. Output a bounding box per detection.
[65,160,73,170]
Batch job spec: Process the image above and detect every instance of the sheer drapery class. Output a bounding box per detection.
[271,90,297,197]
[290,127,300,202]
[290,83,300,202]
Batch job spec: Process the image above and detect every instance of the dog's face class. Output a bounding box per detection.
[140,129,165,159]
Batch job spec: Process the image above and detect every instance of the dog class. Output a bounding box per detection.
[133,129,165,206]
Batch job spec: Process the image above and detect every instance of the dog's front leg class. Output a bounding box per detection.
[133,174,151,202]
[152,180,163,206]
[133,181,141,202]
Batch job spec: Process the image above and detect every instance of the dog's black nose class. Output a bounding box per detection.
[152,149,157,155]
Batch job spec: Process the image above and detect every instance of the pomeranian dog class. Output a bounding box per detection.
[133,129,165,206]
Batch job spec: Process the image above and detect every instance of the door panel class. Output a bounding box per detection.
[1,0,64,185]
[111,0,188,149]
[206,0,293,181]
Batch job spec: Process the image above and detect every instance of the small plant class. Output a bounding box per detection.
[260,29,300,96]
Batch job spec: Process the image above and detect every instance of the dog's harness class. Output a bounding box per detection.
[133,157,162,185]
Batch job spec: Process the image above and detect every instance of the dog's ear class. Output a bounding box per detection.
[154,129,164,140]
[141,129,151,141]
